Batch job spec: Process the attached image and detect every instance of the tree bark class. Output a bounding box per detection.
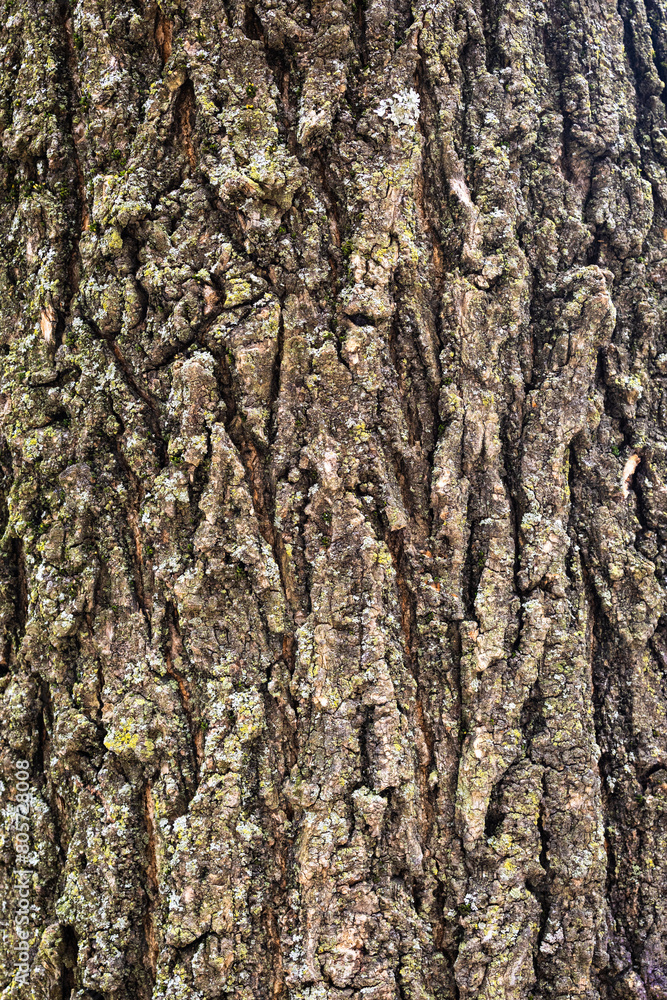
[0,0,666,998]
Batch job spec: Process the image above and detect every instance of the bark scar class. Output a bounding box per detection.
[621,453,640,497]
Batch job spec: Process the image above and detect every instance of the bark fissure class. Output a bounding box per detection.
[142,783,159,988]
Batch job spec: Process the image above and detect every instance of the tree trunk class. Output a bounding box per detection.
[0,0,666,998]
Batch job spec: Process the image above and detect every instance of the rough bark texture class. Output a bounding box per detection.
[0,0,666,998]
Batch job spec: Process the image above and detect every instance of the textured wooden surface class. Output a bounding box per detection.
[0,0,666,997]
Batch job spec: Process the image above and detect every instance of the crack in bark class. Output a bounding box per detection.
[533,785,552,963]
[52,0,88,358]
[10,536,28,642]
[110,436,153,641]
[142,782,159,989]
[165,601,203,792]
[60,924,78,1000]
[213,346,299,619]
[88,318,168,466]
[384,527,438,849]
[264,904,287,998]
[173,79,198,170]
[154,6,173,65]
